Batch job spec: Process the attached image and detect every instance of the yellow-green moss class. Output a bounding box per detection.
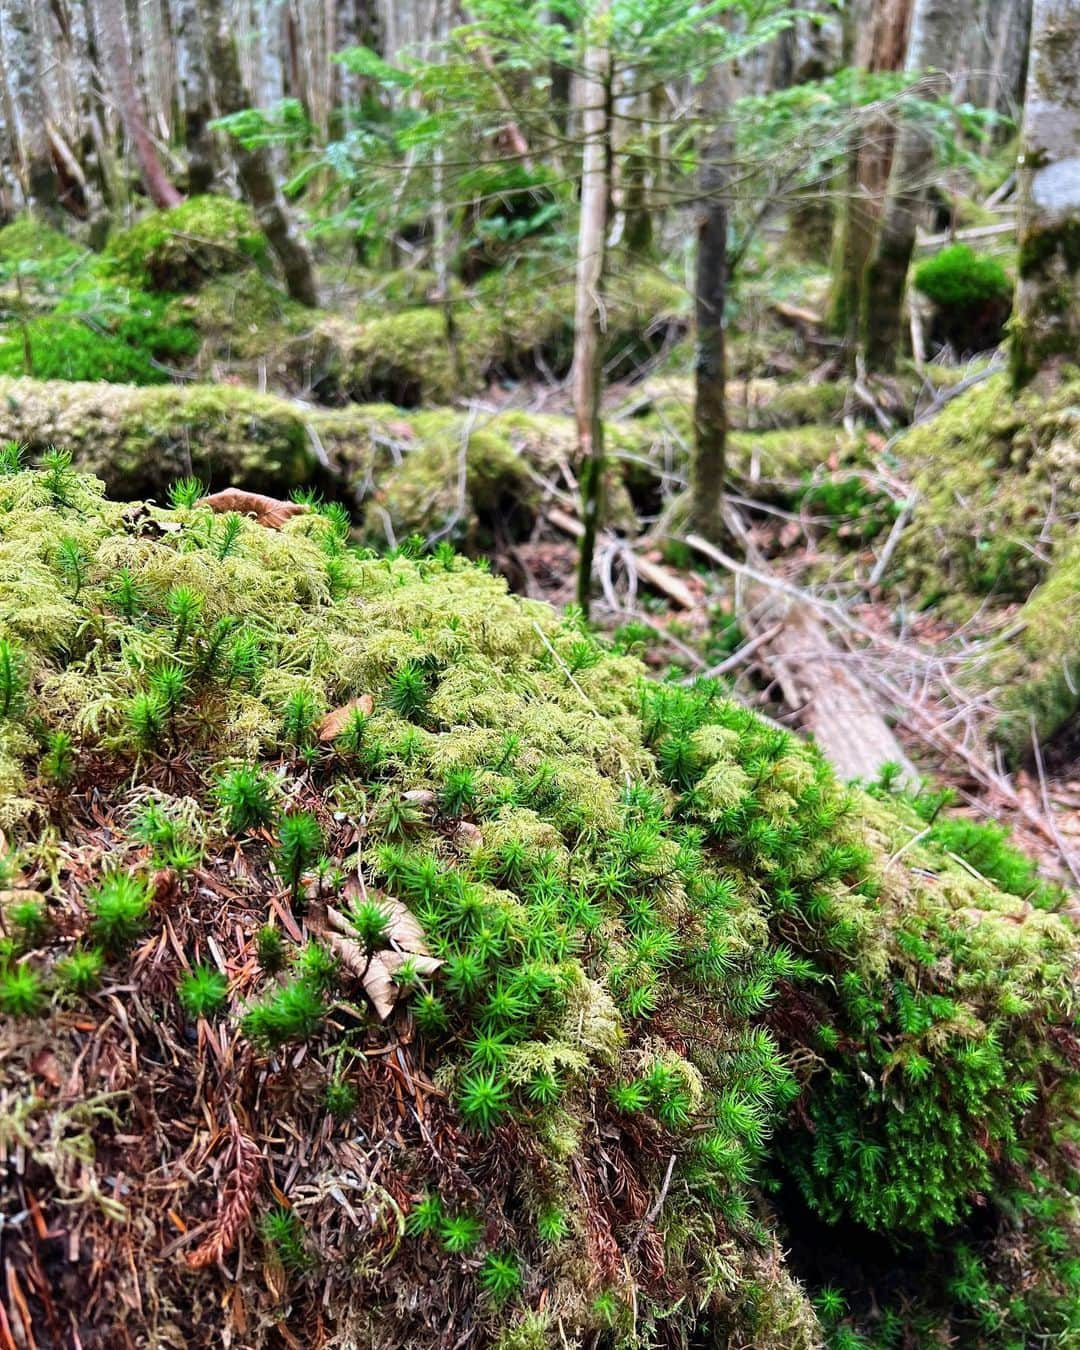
[894,371,1080,607]
[985,537,1080,758]
[104,195,269,292]
[0,467,1075,1348]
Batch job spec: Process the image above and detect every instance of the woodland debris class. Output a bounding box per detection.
[547,505,697,609]
[199,487,309,529]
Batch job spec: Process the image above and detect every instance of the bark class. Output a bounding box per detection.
[827,0,914,346]
[198,0,319,307]
[690,58,732,546]
[572,0,610,618]
[95,0,183,206]
[862,0,968,369]
[1,0,60,215]
[1010,0,1080,389]
[175,0,216,192]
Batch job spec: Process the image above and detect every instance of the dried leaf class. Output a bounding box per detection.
[199,489,309,530]
[317,695,374,743]
[316,897,440,1020]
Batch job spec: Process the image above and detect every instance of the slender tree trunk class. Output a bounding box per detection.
[96,0,183,206]
[572,0,610,618]
[827,0,914,349]
[691,58,732,545]
[1,0,61,216]
[862,0,967,369]
[198,0,319,306]
[175,0,216,191]
[1010,0,1080,389]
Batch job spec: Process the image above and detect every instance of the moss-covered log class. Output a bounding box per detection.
[0,464,1076,1348]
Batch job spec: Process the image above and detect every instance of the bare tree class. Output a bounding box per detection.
[572,0,611,617]
[175,0,216,191]
[197,0,319,305]
[1,0,61,215]
[690,57,732,545]
[862,0,969,368]
[1010,0,1080,387]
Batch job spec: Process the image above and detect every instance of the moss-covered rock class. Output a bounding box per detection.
[893,370,1080,607]
[104,195,269,292]
[0,465,1075,1348]
[985,537,1080,759]
[0,377,316,497]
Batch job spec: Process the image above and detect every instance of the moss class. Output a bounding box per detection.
[892,371,1080,608]
[985,536,1080,758]
[0,466,1075,1347]
[0,217,84,272]
[103,195,269,292]
[0,377,317,497]
[914,245,1011,310]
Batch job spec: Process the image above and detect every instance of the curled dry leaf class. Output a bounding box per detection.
[199,489,309,530]
[316,898,441,1020]
[317,694,374,743]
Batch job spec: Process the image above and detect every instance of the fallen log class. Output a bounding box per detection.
[684,532,919,786]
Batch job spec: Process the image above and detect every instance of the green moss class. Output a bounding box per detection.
[914,245,1011,309]
[984,536,1080,758]
[0,217,85,274]
[103,195,269,292]
[893,371,1080,608]
[0,465,1074,1347]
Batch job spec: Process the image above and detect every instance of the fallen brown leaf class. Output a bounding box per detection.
[199,489,310,530]
[317,695,374,743]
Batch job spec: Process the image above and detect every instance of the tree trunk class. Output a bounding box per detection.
[95,0,183,207]
[572,0,610,618]
[827,0,914,347]
[1010,0,1080,389]
[175,0,216,192]
[690,58,732,545]
[198,0,319,307]
[1,0,61,216]
[862,0,967,369]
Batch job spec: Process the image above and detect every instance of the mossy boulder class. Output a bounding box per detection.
[0,465,1076,1348]
[985,538,1080,759]
[0,377,317,498]
[104,195,269,292]
[893,370,1080,607]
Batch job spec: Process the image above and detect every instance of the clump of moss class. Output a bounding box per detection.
[894,370,1080,608]
[0,464,1075,1349]
[104,195,269,293]
[913,244,1012,354]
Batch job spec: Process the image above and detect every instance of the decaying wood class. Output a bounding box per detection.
[547,506,697,609]
[685,531,919,785]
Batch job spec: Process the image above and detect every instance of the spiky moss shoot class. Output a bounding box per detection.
[53,946,104,996]
[0,960,46,1015]
[216,764,278,834]
[0,465,1076,1348]
[260,1205,310,1273]
[177,963,229,1020]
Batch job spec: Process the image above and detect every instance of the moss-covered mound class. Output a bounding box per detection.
[894,370,1080,607]
[104,195,270,292]
[178,261,687,406]
[985,538,1080,759]
[0,462,1076,1348]
[0,377,856,546]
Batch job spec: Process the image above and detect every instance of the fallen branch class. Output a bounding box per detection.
[547,506,697,609]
